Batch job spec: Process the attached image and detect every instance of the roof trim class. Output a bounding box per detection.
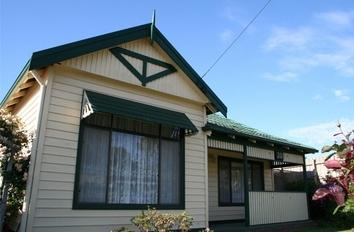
[23,23,227,116]
[0,59,31,107]
[152,28,227,116]
[29,24,151,70]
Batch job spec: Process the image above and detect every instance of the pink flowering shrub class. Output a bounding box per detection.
[312,123,354,214]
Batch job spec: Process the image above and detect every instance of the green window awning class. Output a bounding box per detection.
[82,90,198,135]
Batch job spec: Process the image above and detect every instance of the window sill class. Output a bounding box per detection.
[73,203,185,210]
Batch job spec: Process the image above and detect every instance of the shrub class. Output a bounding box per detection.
[311,198,354,229]
[0,109,30,229]
[311,123,354,228]
[112,208,193,232]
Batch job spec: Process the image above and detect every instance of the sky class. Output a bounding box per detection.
[1,0,354,157]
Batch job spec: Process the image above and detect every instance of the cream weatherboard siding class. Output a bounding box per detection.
[26,66,208,232]
[207,148,274,222]
[14,84,42,134]
[283,153,304,164]
[247,146,275,160]
[263,161,274,191]
[207,138,243,152]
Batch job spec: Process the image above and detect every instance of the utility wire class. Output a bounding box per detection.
[202,0,272,78]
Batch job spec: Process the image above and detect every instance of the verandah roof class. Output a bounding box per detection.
[204,114,318,154]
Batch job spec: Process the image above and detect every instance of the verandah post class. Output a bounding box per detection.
[303,154,310,220]
[243,144,250,226]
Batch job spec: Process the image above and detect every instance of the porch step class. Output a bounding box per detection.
[210,220,317,232]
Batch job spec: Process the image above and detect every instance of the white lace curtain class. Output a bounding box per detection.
[108,132,159,204]
[78,127,180,204]
[79,126,109,203]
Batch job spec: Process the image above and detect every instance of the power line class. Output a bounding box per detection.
[202,0,272,78]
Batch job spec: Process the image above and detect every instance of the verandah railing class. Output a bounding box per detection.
[248,191,308,225]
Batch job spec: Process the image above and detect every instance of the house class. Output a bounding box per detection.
[274,156,336,188]
[1,23,318,232]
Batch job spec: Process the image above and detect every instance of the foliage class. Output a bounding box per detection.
[0,109,30,222]
[112,208,194,232]
[111,227,133,232]
[131,208,193,232]
[175,211,193,232]
[310,199,354,229]
[312,123,354,215]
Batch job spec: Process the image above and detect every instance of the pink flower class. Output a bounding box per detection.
[324,160,342,169]
[349,171,354,182]
[333,192,346,205]
[312,188,330,201]
[312,184,345,206]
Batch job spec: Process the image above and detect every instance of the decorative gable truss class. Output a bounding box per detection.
[110,47,177,86]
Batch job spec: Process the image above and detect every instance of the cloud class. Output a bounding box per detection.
[263,9,354,81]
[222,6,238,21]
[333,37,354,51]
[219,29,235,42]
[264,27,314,51]
[263,72,298,82]
[333,89,350,101]
[279,51,354,77]
[288,119,354,147]
[312,94,323,101]
[221,6,245,25]
[315,10,354,28]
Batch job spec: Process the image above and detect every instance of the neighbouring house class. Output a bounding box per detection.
[274,157,337,189]
[1,23,318,232]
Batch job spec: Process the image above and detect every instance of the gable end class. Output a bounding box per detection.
[23,23,227,116]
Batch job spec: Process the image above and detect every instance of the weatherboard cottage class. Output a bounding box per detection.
[1,23,317,232]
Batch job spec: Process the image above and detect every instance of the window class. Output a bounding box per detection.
[74,113,184,209]
[218,157,264,206]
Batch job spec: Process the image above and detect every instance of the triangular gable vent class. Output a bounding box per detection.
[110,47,177,86]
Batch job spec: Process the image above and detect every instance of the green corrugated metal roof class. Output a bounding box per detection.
[205,114,318,153]
[85,91,198,134]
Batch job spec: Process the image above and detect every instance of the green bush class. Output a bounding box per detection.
[311,198,354,229]
[111,208,193,232]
